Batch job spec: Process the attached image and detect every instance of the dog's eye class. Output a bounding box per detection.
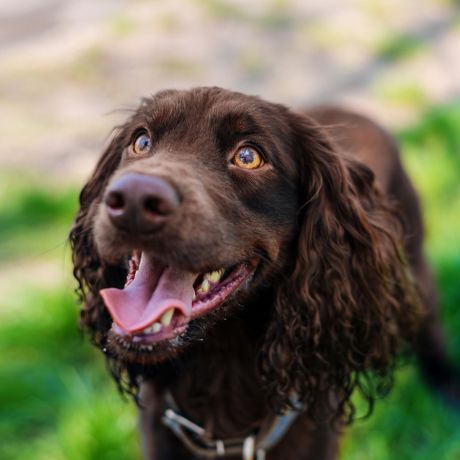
[232,147,263,170]
[132,133,152,155]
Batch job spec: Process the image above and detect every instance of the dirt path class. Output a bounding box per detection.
[1,0,459,181]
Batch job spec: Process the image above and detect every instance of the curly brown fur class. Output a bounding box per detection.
[69,87,457,460]
[258,113,419,421]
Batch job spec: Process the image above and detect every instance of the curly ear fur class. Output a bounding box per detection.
[259,112,421,422]
[69,129,127,345]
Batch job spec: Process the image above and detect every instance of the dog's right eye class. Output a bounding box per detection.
[132,132,152,156]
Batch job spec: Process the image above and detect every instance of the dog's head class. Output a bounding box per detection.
[70,87,419,419]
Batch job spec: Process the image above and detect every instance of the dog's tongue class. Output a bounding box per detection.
[100,255,196,333]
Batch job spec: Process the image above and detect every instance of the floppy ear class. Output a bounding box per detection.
[69,129,127,344]
[259,112,421,421]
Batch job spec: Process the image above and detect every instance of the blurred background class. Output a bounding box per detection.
[0,0,459,458]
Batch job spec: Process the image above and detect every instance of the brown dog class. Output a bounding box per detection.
[70,87,458,459]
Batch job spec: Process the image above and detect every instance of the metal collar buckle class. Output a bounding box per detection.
[162,408,266,459]
[242,436,266,460]
[161,390,300,459]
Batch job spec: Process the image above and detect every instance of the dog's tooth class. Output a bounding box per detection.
[205,269,224,283]
[192,291,197,301]
[197,279,210,294]
[160,308,174,327]
[152,322,162,333]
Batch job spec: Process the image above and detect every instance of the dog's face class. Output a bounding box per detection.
[72,87,419,416]
[91,88,300,363]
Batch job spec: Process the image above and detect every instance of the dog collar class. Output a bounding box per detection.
[161,391,301,460]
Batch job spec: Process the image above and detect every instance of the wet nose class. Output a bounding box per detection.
[104,173,180,233]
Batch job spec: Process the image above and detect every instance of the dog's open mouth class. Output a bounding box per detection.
[100,251,255,345]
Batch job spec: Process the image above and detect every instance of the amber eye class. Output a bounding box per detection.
[132,132,152,155]
[232,146,263,170]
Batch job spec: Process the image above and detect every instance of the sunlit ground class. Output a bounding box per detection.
[0,103,459,460]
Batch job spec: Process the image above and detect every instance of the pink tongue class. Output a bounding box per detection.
[100,255,196,333]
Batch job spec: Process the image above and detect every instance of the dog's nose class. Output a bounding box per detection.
[104,173,180,233]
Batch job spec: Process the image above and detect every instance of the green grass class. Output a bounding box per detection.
[195,0,293,30]
[374,81,429,110]
[0,287,141,460]
[0,175,140,460]
[399,104,460,258]
[108,14,137,38]
[376,34,426,62]
[0,103,459,459]
[0,173,78,261]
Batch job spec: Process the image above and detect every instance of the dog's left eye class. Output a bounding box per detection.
[232,146,263,170]
[132,132,152,155]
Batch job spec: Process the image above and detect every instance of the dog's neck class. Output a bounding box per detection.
[153,306,271,438]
